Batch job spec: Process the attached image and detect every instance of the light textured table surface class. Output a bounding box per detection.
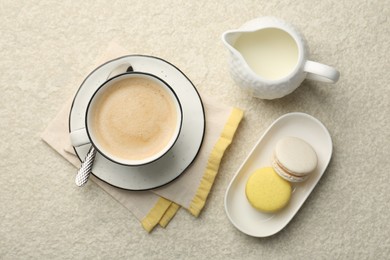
[1,0,389,259]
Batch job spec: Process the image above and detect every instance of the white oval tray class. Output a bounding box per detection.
[224,112,332,237]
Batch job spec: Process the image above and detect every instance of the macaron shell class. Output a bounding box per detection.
[274,137,318,176]
[272,156,307,182]
[245,167,292,213]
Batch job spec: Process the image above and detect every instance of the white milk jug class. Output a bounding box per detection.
[222,16,340,99]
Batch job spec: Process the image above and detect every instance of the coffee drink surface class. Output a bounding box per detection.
[90,77,178,161]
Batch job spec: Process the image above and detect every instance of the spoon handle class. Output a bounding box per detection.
[75,146,97,187]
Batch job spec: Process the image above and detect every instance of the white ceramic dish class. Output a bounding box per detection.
[224,112,332,237]
[69,55,205,190]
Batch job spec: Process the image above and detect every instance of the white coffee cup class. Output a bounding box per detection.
[222,16,340,99]
[70,72,183,166]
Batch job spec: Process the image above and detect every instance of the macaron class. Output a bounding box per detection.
[272,136,317,183]
[245,167,292,213]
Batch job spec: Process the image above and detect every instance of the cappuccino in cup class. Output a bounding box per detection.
[70,72,182,166]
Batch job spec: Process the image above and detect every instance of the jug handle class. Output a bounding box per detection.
[304,60,340,83]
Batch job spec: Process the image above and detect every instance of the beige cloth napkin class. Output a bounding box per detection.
[41,42,244,232]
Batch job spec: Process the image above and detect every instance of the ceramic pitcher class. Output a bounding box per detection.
[222,16,340,99]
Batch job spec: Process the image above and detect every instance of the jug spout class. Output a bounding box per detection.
[221,30,243,51]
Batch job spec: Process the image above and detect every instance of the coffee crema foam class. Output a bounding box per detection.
[91,77,178,161]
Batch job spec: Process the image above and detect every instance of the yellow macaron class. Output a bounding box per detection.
[245,167,292,213]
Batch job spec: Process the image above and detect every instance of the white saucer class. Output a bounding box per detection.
[224,113,332,237]
[69,55,205,190]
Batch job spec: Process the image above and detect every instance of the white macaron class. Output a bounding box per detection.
[271,136,318,182]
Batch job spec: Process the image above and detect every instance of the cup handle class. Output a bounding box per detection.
[304,60,340,83]
[69,128,90,147]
